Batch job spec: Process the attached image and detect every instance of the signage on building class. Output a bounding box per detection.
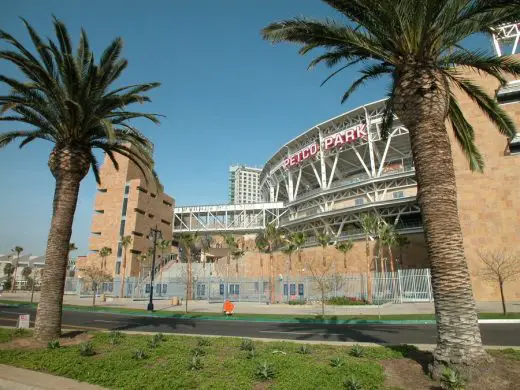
[283,123,367,169]
[382,163,403,173]
[17,314,30,329]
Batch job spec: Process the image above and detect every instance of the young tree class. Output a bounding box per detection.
[335,240,354,271]
[21,266,32,290]
[99,247,112,271]
[316,232,331,267]
[360,214,380,302]
[119,235,133,298]
[177,233,199,311]
[380,224,398,273]
[256,223,283,304]
[231,247,245,275]
[478,249,520,316]
[306,257,334,316]
[261,0,520,369]
[0,18,161,342]
[79,264,113,307]
[10,246,23,292]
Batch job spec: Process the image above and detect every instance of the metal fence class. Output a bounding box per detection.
[64,268,433,304]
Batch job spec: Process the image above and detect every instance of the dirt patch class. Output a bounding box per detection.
[465,356,520,390]
[382,358,438,390]
[252,381,270,390]
[0,331,92,350]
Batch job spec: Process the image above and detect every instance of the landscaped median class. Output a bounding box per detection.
[0,328,519,390]
[1,300,520,324]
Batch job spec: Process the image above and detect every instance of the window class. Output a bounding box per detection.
[298,284,304,296]
[290,284,296,296]
[119,220,126,236]
[132,231,143,237]
[130,249,141,254]
[124,185,130,195]
[161,219,171,226]
[115,262,121,275]
[98,188,107,193]
[219,284,225,296]
[393,191,405,199]
[151,193,157,198]
[162,284,167,294]
[145,284,150,293]
[117,242,123,258]
[137,186,148,193]
[283,284,288,296]
[95,210,104,214]
[355,198,364,206]
[134,208,145,215]
[229,284,239,295]
[163,200,172,207]
[148,213,154,219]
[121,198,128,216]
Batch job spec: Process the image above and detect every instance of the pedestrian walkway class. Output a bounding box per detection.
[2,292,519,316]
[0,364,105,390]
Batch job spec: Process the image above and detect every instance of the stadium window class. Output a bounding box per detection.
[117,242,123,257]
[393,191,405,199]
[115,262,121,275]
[355,198,364,206]
[119,220,126,236]
[121,198,128,216]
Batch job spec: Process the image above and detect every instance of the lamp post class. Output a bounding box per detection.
[147,225,162,311]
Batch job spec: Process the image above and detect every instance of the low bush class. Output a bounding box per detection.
[108,331,123,345]
[297,345,311,354]
[330,357,344,368]
[47,340,60,349]
[288,299,306,305]
[79,341,95,357]
[240,338,255,351]
[326,296,368,306]
[440,367,466,390]
[255,362,275,380]
[188,356,203,371]
[133,349,147,360]
[344,376,364,390]
[197,338,211,347]
[191,347,206,357]
[349,345,365,358]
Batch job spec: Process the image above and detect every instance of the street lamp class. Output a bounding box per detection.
[147,225,162,311]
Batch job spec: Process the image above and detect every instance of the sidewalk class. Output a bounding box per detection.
[1,292,519,316]
[0,364,105,390]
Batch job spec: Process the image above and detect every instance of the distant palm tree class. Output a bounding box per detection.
[10,246,23,292]
[99,247,112,271]
[21,266,32,290]
[281,243,297,299]
[335,240,354,271]
[316,233,331,267]
[261,0,520,369]
[0,18,161,342]
[290,232,307,266]
[119,235,132,298]
[256,223,283,304]
[3,263,14,290]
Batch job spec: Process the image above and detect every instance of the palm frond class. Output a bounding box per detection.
[340,63,391,104]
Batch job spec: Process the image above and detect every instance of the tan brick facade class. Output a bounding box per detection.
[80,153,174,278]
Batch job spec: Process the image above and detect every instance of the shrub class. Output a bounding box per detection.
[288,299,306,305]
[240,338,255,351]
[255,362,275,380]
[440,367,466,390]
[79,341,95,357]
[148,338,160,349]
[188,356,203,371]
[154,333,166,342]
[197,338,211,347]
[330,357,344,368]
[326,296,368,306]
[344,376,364,390]
[47,339,60,349]
[12,328,29,337]
[133,349,147,360]
[349,345,365,357]
[297,345,311,354]
[246,349,256,360]
[108,331,123,345]
[191,347,206,357]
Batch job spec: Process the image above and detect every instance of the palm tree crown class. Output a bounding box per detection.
[0,17,162,182]
[262,0,520,171]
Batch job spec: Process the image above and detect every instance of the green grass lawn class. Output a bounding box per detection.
[0,328,419,390]
[2,299,520,321]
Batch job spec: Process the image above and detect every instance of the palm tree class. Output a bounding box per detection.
[255,235,269,295]
[380,224,398,273]
[0,18,161,342]
[316,232,330,267]
[157,239,171,290]
[360,213,380,302]
[335,240,354,271]
[281,243,297,299]
[256,223,283,304]
[119,235,132,298]
[2,263,14,290]
[10,246,23,292]
[99,247,112,271]
[177,233,199,313]
[290,232,307,267]
[261,0,520,369]
[21,266,32,290]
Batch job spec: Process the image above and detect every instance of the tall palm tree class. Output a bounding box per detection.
[316,232,330,267]
[290,232,307,267]
[177,233,199,313]
[257,223,283,304]
[0,18,161,342]
[119,235,132,298]
[98,247,112,271]
[335,240,354,271]
[262,0,520,369]
[10,246,23,292]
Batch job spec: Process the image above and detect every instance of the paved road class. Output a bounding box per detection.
[1,305,518,346]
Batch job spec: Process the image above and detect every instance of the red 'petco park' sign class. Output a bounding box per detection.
[283,124,367,169]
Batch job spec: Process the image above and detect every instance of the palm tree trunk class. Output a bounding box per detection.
[394,67,488,370]
[365,236,372,303]
[10,263,18,292]
[499,280,506,316]
[120,250,127,298]
[388,246,395,273]
[34,172,82,342]
[269,252,275,304]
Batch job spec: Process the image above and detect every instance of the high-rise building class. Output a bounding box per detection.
[80,152,174,279]
[228,165,262,204]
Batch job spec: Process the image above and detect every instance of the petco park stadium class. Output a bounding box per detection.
[174,98,421,244]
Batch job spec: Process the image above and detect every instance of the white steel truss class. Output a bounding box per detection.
[173,202,287,233]
[491,21,520,56]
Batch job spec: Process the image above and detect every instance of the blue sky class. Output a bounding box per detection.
[0,1,496,256]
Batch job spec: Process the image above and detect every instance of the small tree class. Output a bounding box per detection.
[80,264,113,306]
[120,235,133,298]
[21,266,32,290]
[335,240,354,271]
[3,263,14,290]
[11,246,23,292]
[231,248,245,275]
[256,223,283,304]
[99,247,112,271]
[306,258,334,316]
[478,249,520,316]
[177,233,199,311]
[380,224,398,273]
